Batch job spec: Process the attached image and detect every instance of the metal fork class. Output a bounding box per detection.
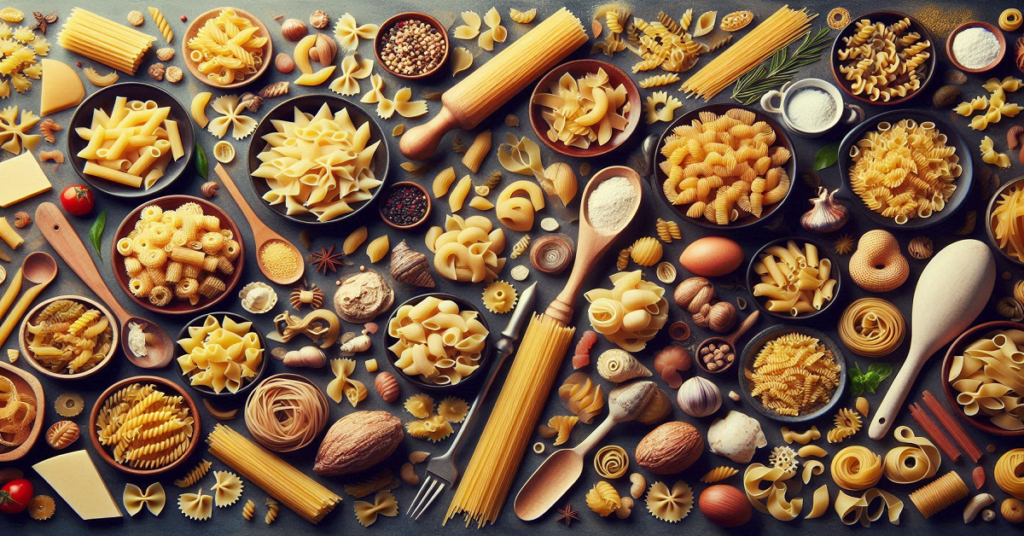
[406,283,538,520]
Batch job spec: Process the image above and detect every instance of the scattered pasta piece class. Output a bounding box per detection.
[980,136,1012,168]
[438,397,470,423]
[82,68,120,87]
[211,471,244,507]
[178,488,213,521]
[451,47,473,76]
[454,11,482,40]
[700,466,739,484]
[538,415,578,446]
[404,394,434,419]
[327,358,367,407]
[594,445,629,478]
[123,483,166,517]
[333,13,378,51]
[509,8,537,24]
[175,460,212,488]
[587,481,622,517]
[353,490,398,527]
[558,372,604,424]
[781,426,821,445]
[644,91,682,124]
[827,408,863,443]
[406,414,454,442]
[482,280,517,314]
[832,445,883,490]
[645,481,693,522]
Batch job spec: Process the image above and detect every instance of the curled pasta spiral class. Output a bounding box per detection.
[831,446,884,490]
[701,466,739,483]
[837,298,906,357]
[558,372,604,424]
[586,481,621,516]
[827,408,862,443]
[594,445,629,479]
[995,449,1024,499]
[883,426,940,484]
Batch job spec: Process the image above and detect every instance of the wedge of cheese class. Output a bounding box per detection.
[0,151,52,207]
[33,450,122,520]
[40,59,85,116]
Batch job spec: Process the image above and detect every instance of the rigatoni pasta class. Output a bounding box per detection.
[387,296,489,386]
[186,8,268,86]
[752,240,837,316]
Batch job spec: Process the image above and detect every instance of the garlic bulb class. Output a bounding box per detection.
[677,376,722,417]
[800,187,849,233]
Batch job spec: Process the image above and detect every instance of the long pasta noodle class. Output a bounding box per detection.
[58,8,157,74]
[995,449,1024,499]
[837,298,906,357]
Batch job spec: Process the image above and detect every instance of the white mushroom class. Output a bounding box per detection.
[707,410,767,463]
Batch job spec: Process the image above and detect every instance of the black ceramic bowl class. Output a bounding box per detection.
[746,236,842,321]
[68,82,195,198]
[985,175,1024,266]
[836,110,973,231]
[247,95,390,225]
[739,325,848,423]
[384,293,491,392]
[650,104,797,231]
[175,311,268,398]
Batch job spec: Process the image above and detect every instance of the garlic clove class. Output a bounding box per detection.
[677,376,723,417]
[800,186,849,233]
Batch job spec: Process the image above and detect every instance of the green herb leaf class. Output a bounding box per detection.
[813,143,840,171]
[195,143,208,178]
[89,210,107,259]
[732,27,833,105]
[849,363,866,396]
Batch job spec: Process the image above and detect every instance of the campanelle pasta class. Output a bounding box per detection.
[426,215,506,283]
[948,329,1024,431]
[176,315,264,394]
[251,103,382,222]
[387,296,489,386]
[752,240,837,316]
[585,270,669,352]
[185,8,268,86]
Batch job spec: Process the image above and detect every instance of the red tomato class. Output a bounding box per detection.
[60,185,95,216]
[0,479,33,514]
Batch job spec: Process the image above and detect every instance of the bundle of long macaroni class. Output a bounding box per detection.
[445,314,575,527]
[207,424,342,524]
[680,5,816,100]
[58,8,156,75]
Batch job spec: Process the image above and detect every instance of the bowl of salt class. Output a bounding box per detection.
[759,78,864,138]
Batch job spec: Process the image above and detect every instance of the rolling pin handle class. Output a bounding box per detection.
[399,106,460,161]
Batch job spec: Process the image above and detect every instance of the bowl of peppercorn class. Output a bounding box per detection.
[379,181,431,229]
[374,13,450,80]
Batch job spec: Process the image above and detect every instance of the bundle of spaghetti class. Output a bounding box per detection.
[206,424,342,523]
[58,8,156,74]
[994,449,1024,499]
[921,390,982,463]
[244,374,330,453]
[445,314,575,527]
[908,471,968,519]
[908,403,961,462]
[680,6,816,101]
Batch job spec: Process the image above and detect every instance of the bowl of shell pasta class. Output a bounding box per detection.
[19,295,118,380]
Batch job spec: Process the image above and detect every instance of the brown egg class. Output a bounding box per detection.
[699,485,751,527]
[679,237,744,277]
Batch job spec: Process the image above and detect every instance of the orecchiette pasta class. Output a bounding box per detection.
[426,214,506,283]
[177,315,263,394]
[387,296,489,386]
[752,240,837,316]
[585,270,669,352]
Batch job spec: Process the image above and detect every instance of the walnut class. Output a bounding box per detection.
[165,66,183,83]
[309,10,330,29]
[127,10,144,26]
[314,411,403,476]
[239,92,263,112]
[156,47,175,61]
[148,62,165,81]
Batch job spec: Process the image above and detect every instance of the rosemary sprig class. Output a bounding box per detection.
[731,27,833,105]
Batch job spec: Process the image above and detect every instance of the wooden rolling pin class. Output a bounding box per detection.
[868,239,995,440]
[399,8,587,160]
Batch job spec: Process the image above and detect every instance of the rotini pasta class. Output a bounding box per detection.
[176,315,263,394]
[654,218,682,242]
[745,332,841,416]
[95,382,194,470]
[387,296,489,386]
[835,17,930,102]
[147,7,173,43]
[25,298,113,375]
[538,415,578,446]
[639,73,681,89]
[558,372,604,424]
[509,234,530,259]
[185,9,268,86]
[585,270,669,352]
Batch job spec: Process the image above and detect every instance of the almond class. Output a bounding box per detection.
[275,53,295,74]
[314,411,403,476]
[634,421,704,474]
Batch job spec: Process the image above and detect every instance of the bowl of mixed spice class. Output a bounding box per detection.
[374,13,450,80]
[379,181,431,229]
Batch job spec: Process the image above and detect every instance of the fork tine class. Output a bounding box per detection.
[407,476,436,517]
[412,480,447,520]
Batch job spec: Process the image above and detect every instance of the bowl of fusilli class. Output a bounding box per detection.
[19,295,118,380]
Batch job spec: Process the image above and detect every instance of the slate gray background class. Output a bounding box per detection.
[1,0,1022,535]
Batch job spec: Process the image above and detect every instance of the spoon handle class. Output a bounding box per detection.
[214,164,270,237]
[868,349,925,440]
[728,310,761,345]
[572,415,618,457]
[0,267,24,321]
[0,282,49,346]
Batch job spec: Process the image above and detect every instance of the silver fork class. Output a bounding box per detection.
[407,283,537,520]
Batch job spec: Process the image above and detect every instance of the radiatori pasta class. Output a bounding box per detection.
[185,8,268,86]
[387,296,489,386]
[426,214,506,283]
[585,270,669,352]
[752,240,837,316]
[847,118,961,224]
[177,315,263,394]
[95,382,194,470]
[25,299,113,374]
[948,329,1024,431]
[251,103,382,222]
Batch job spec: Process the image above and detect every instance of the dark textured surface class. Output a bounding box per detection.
[1,1,1022,534]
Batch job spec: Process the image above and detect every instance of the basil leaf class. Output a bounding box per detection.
[89,210,107,259]
[195,143,208,178]
[813,142,840,171]
[868,363,893,377]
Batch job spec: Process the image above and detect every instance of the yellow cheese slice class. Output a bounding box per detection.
[0,151,52,207]
[33,450,123,520]
[40,59,85,116]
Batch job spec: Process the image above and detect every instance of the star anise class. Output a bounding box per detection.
[555,503,579,527]
[308,245,343,275]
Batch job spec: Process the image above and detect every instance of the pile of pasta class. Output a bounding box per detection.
[186,8,268,86]
[956,76,1022,131]
[752,241,837,317]
[177,315,263,395]
[425,215,506,283]
[95,382,194,469]
[848,118,961,224]
[387,296,489,386]
[0,374,35,448]
[25,299,113,375]
[74,97,186,189]
[251,103,382,222]
[585,270,669,352]
[116,202,239,307]
[58,8,155,75]
[659,108,791,226]
[947,328,1024,431]
[990,181,1024,262]
[836,17,930,102]
[533,67,631,149]
[0,21,48,98]
[746,332,841,416]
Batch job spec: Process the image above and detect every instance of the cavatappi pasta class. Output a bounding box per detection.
[387,296,489,386]
[95,382,194,470]
[186,9,268,86]
[991,181,1024,262]
[752,240,837,316]
[74,96,185,189]
[177,315,263,394]
[746,332,841,416]
[426,215,506,283]
[836,17,930,102]
[251,103,382,222]
[847,118,961,224]
[948,329,1024,431]
[585,270,669,352]
[533,67,632,149]
[659,108,791,226]
[25,299,113,374]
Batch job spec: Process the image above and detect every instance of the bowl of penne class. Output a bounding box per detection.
[67,82,195,198]
[746,237,842,321]
[182,8,273,89]
[111,195,245,316]
[19,295,118,380]
[175,312,268,399]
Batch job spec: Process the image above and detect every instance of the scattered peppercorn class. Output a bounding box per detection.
[75,61,82,68]
[381,184,429,227]
[180,15,187,22]
[378,19,447,76]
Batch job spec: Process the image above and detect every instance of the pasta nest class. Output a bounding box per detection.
[481,280,517,314]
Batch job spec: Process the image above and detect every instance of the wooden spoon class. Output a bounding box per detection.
[214,163,304,285]
[0,252,58,347]
[544,165,643,325]
[35,203,174,369]
[694,310,760,374]
[868,239,995,440]
[515,381,658,521]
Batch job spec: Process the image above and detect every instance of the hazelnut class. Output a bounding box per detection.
[309,33,338,67]
[280,18,308,41]
[148,62,165,81]
[156,47,175,61]
[309,10,330,30]
[165,66,183,83]
[274,53,295,74]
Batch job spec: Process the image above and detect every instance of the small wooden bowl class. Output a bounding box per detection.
[941,320,1024,436]
[985,176,1024,266]
[89,375,202,476]
[182,8,273,89]
[947,21,1006,74]
[745,237,843,322]
[19,296,118,380]
[374,12,450,80]
[175,311,268,398]
[0,361,44,463]
[530,59,642,158]
[379,181,431,229]
[111,195,245,316]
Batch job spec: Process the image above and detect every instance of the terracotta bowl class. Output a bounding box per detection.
[946,21,1006,74]
[379,181,431,229]
[19,296,118,380]
[745,237,843,322]
[182,8,273,89]
[89,375,202,476]
[374,12,450,80]
[985,176,1024,266]
[111,195,245,316]
[530,59,642,158]
[829,11,936,105]
[175,311,268,398]
[941,320,1024,436]
[0,362,45,463]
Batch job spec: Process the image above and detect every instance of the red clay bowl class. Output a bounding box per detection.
[946,21,1006,74]
[941,320,1024,436]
